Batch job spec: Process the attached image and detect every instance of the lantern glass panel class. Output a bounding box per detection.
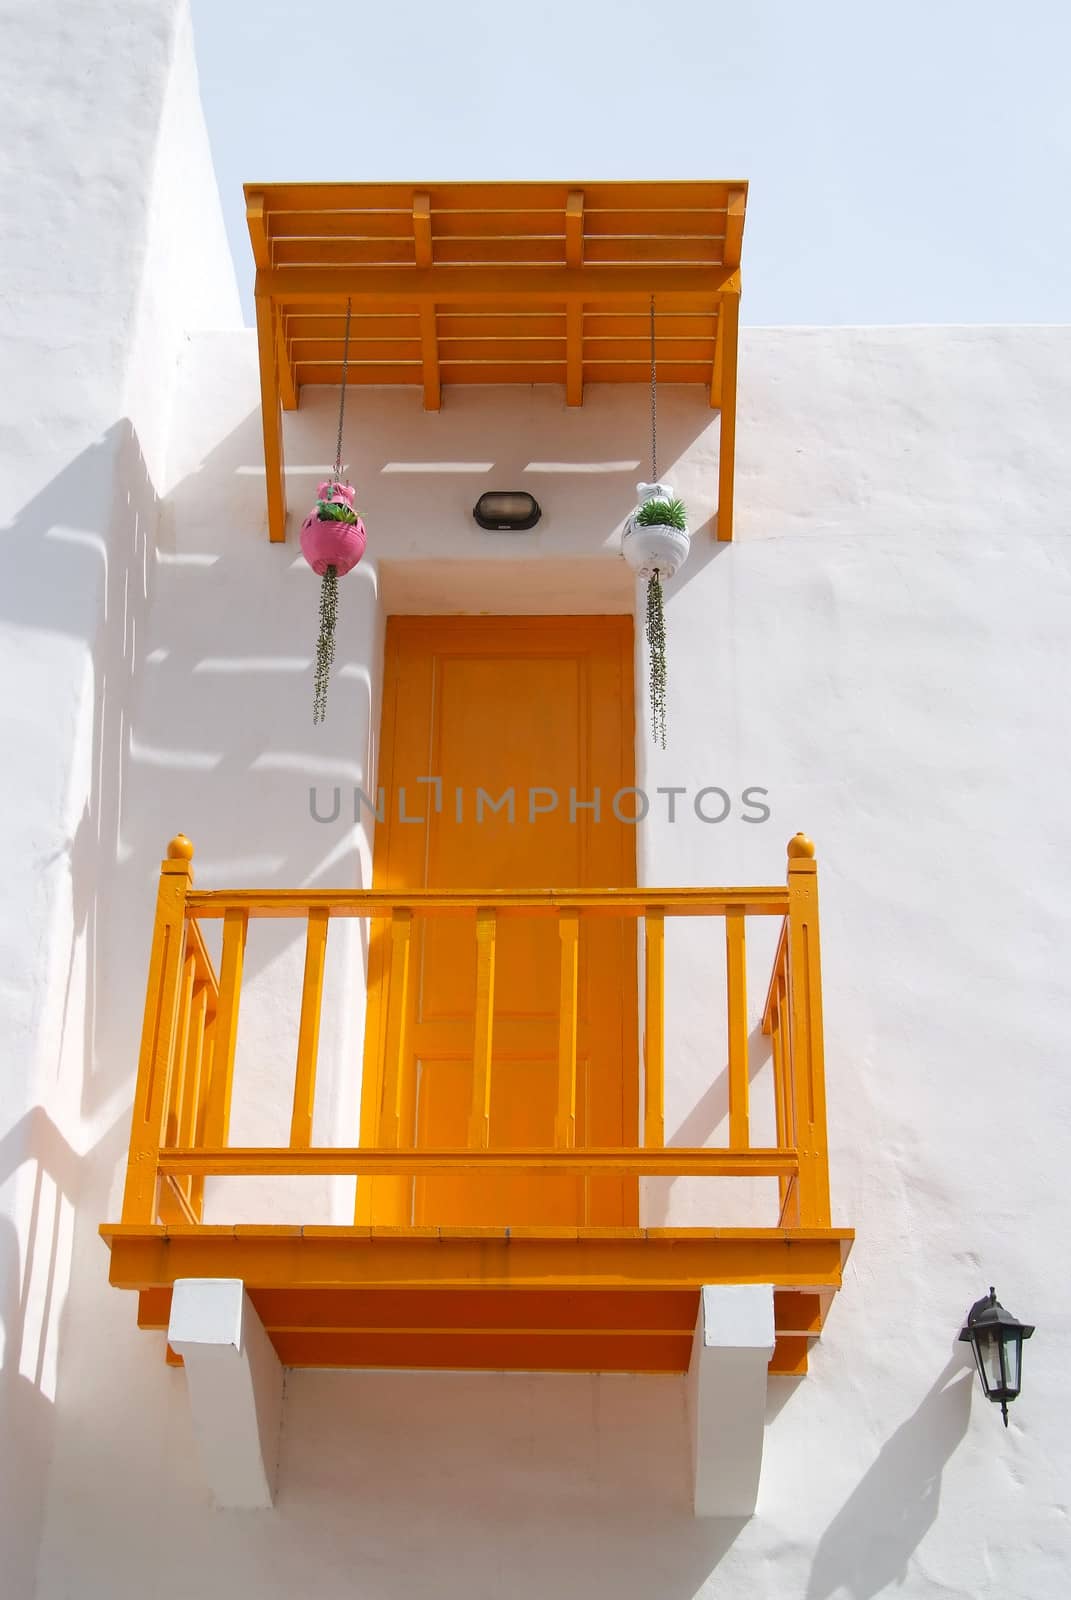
[1003,1334,1023,1395]
[976,1329,1005,1395]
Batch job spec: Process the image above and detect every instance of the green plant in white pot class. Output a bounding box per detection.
[621,481,691,748]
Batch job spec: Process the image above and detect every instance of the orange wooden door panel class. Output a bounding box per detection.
[358,616,637,1227]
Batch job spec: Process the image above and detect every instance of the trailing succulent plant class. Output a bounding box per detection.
[313,562,339,726]
[645,572,668,750]
[635,496,687,531]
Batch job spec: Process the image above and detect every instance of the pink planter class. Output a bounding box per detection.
[299,512,367,576]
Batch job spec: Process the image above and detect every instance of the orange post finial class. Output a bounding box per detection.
[787,833,815,861]
[168,834,194,862]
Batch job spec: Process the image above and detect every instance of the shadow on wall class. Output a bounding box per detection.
[174,1368,746,1600]
[806,1358,974,1600]
[0,418,161,1593]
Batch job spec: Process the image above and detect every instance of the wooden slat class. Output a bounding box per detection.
[725,909,749,1150]
[585,236,724,265]
[288,338,424,363]
[468,909,497,1149]
[584,210,726,238]
[202,909,247,1148]
[294,363,423,387]
[555,912,580,1146]
[273,237,417,267]
[379,909,413,1148]
[584,362,711,384]
[290,910,329,1149]
[269,210,417,240]
[583,337,715,362]
[283,313,421,340]
[438,337,568,363]
[643,910,665,1148]
[438,362,567,385]
[412,191,433,268]
[585,312,717,338]
[436,312,566,339]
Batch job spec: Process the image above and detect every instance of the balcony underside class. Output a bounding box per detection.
[102,1223,853,1377]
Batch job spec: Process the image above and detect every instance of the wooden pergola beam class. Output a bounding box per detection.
[566,190,585,406]
[413,194,441,409]
[255,262,740,308]
[254,290,287,543]
[716,284,740,542]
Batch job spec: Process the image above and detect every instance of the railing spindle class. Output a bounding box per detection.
[202,906,248,1150]
[725,907,749,1149]
[468,908,497,1149]
[643,908,665,1147]
[379,908,413,1148]
[121,835,194,1223]
[291,909,329,1148]
[786,834,831,1227]
[165,950,197,1149]
[555,911,580,1147]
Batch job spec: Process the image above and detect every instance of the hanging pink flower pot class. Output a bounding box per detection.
[301,479,367,725]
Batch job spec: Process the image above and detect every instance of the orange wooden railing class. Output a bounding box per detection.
[120,833,831,1231]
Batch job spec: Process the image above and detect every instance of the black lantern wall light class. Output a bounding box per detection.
[959,1287,1035,1426]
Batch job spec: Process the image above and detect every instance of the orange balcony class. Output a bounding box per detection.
[100,834,853,1378]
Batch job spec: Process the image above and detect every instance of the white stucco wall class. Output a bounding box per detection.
[19,323,1070,1598]
[0,2,238,1592]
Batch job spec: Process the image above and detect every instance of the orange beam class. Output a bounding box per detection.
[152,1147,800,1178]
[103,1224,854,1293]
[184,885,789,920]
[715,283,740,540]
[255,262,741,308]
[253,290,287,542]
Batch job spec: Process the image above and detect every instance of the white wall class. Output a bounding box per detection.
[24,325,1071,1598]
[0,1,239,1592]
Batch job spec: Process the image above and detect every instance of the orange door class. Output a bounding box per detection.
[358,616,637,1227]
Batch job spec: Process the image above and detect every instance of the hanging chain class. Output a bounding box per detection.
[333,297,353,481]
[649,293,658,482]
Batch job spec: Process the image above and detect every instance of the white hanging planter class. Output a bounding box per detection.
[621,481,692,580]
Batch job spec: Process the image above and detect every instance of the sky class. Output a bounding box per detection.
[189,0,1071,328]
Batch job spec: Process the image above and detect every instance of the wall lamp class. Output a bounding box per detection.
[959,1287,1035,1426]
[472,491,541,531]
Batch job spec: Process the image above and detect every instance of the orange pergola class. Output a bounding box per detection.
[245,180,747,543]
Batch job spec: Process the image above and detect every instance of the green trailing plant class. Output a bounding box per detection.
[313,564,338,726]
[635,496,687,531]
[646,572,667,750]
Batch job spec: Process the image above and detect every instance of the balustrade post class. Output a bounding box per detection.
[121,835,195,1223]
[785,834,831,1227]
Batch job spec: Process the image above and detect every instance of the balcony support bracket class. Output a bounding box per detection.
[687,1283,775,1518]
[168,1278,283,1509]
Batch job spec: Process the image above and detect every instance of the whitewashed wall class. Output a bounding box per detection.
[23,321,1071,1599]
[0,1,239,1593]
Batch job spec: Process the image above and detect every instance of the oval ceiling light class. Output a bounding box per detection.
[472,491,541,532]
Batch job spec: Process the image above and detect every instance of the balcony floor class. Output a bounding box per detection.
[101,1223,854,1376]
